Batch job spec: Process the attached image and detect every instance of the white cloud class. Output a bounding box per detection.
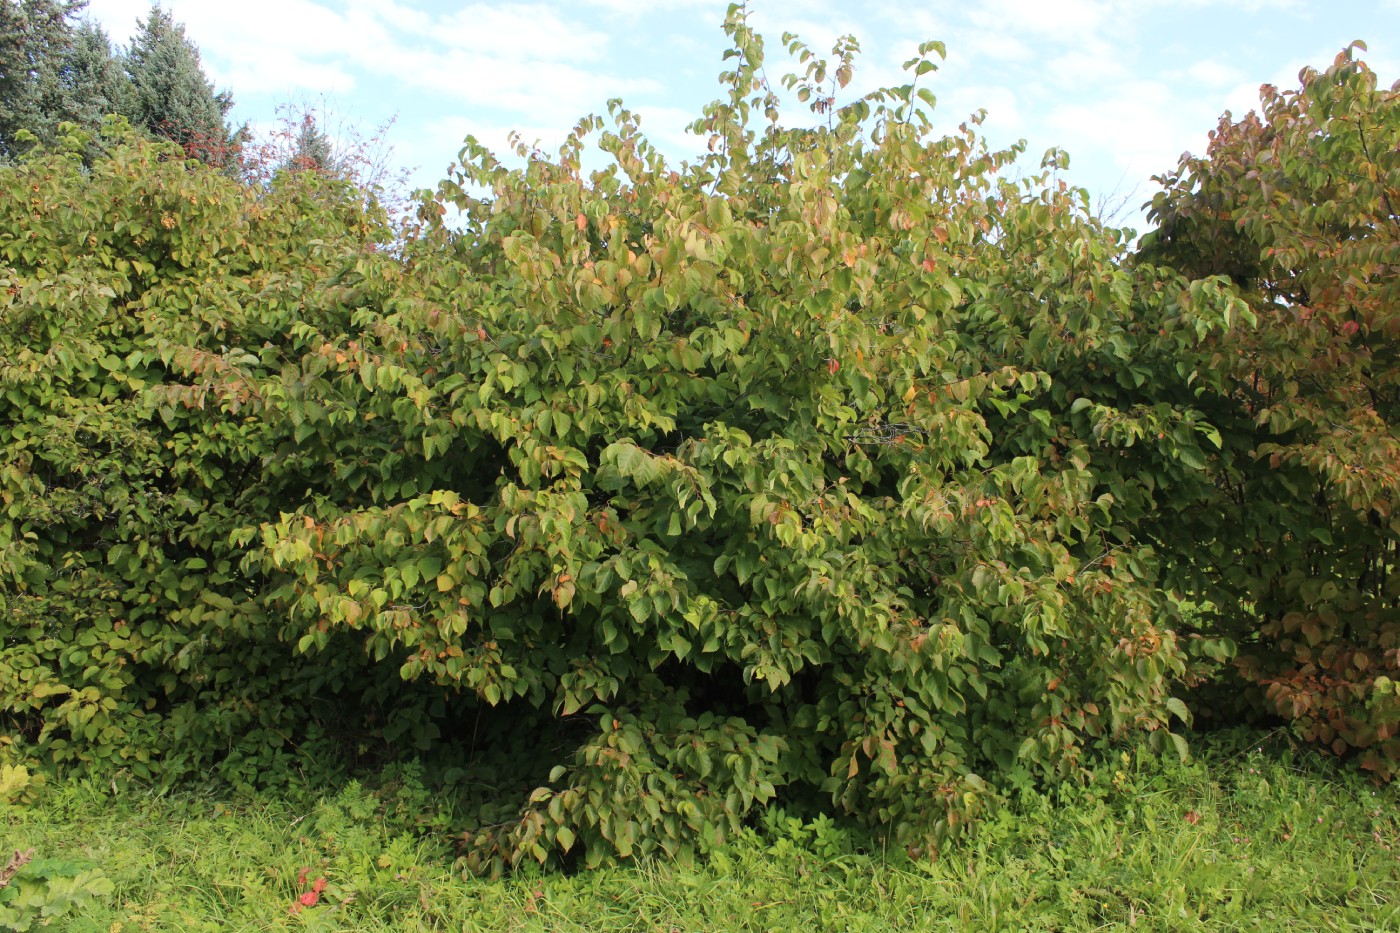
[581,0,723,15]
[177,1,388,60]
[87,0,401,99]
[1150,0,1302,9]
[1217,52,1317,119]
[88,0,656,128]
[212,48,356,96]
[936,84,1024,133]
[1219,79,1269,119]
[431,4,611,63]
[1185,59,1245,87]
[748,7,863,50]
[1042,48,1131,89]
[1043,79,1192,172]
[400,49,658,120]
[83,0,150,36]
[962,0,1126,46]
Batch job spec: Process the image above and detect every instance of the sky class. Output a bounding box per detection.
[83,0,1400,232]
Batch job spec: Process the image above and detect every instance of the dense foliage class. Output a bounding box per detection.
[1,6,1395,869]
[0,118,421,790]
[1140,43,1400,775]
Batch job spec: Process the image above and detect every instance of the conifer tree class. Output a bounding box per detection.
[122,4,243,169]
[288,112,335,174]
[0,0,87,157]
[51,20,129,132]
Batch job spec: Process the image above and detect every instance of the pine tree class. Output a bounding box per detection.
[122,4,242,169]
[50,20,129,133]
[288,112,335,174]
[0,0,87,158]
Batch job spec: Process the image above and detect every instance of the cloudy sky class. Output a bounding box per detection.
[84,0,1398,231]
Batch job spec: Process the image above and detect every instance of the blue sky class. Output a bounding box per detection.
[85,0,1399,231]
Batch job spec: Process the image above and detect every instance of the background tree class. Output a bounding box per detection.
[238,98,414,228]
[121,4,242,169]
[50,20,129,133]
[0,0,88,157]
[287,112,335,174]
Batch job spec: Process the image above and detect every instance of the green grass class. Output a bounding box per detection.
[4,731,1398,931]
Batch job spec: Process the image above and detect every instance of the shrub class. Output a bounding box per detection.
[0,118,431,790]
[1140,44,1400,775]
[5,5,1319,869]
[250,8,1235,866]
[0,848,113,932]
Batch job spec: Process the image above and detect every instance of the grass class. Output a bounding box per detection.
[4,730,1398,931]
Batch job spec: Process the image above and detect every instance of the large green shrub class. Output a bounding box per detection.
[3,6,1293,870]
[0,118,440,789]
[250,11,1240,867]
[1139,45,1400,774]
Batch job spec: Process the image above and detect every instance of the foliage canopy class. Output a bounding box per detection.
[1,5,1396,870]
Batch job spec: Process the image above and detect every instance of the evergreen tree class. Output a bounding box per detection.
[0,0,86,158]
[122,4,242,169]
[53,20,130,131]
[288,112,335,174]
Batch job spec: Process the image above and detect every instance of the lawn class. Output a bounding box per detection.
[3,730,1398,931]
